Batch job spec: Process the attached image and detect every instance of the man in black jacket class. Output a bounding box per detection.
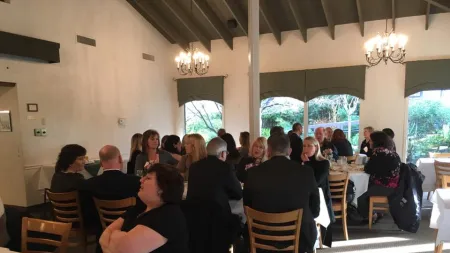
[244,134,320,253]
[315,127,338,160]
[289,122,303,162]
[80,145,140,252]
[185,137,243,253]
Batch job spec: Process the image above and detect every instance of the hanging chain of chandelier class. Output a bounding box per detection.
[175,43,210,76]
[364,19,408,67]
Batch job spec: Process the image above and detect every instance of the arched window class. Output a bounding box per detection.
[185,100,223,142]
[260,97,304,138]
[407,90,450,163]
[308,95,360,151]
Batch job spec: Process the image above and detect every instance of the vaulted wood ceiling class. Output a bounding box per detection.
[127,0,450,52]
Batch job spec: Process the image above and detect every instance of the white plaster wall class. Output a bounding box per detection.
[0,0,175,205]
[170,13,450,161]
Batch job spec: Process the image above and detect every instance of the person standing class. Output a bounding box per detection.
[360,126,374,157]
[289,122,303,162]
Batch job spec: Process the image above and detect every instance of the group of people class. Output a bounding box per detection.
[17,122,399,253]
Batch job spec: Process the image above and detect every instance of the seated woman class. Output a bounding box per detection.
[177,134,207,181]
[128,133,143,175]
[135,130,179,174]
[50,144,87,193]
[164,135,183,161]
[331,129,354,157]
[238,131,250,158]
[99,163,189,253]
[221,133,241,169]
[357,131,400,222]
[236,137,267,183]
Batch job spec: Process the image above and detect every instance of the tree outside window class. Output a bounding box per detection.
[260,97,304,138]
[185,100,223,142]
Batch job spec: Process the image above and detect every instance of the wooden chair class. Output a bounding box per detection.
[430,153,450,159]
[45,190,93,249]
[21,217,72,253]
[368,196,389,229]
[435,161,450,189]
[244,206,303,253]
[442,175,450,189]
[93,197,136,230]
[329,173,349,240]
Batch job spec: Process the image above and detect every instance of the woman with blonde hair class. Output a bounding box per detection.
[236,137,267,183]
[302,137,334,246]
[127,133,143,175]
[177,134,207,180]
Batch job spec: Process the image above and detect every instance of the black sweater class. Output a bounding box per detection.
[303,156,335,222]
[332,139,354,157]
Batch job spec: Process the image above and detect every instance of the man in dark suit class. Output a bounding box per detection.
[80,145,140,253]
[244,134,320,253]
[315,127,338,160]
[185,137,243,253]
[289,122,303,162]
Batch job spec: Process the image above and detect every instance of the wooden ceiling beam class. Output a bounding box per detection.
[287,0,307,42]
[161,0,211,52]
[192,0,233,50]
[425,2,431,30]
[321,0,335,40]
[392,0,396,31]
[221,0,248,36]
[424,0,450,12]
[356,0,364,36]
[260,0,281,45]
[128,0,189,51]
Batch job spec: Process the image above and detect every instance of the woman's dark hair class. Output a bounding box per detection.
[147,163,184,204]
[239,131,250,148]
[370,131,394,150]
[332,129,347,141]
[161,135,169,150]
[382,128,395,139]
[142,129,160,154]
[165,135,181,155]
[221,133,240,159]
[55,144,87,172]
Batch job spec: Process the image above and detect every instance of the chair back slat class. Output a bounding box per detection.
[442,175,450,189]
[94,197,136,230]
[329,173,349,205]
[46,190,84,228]
[434,161,450,188]
[245,206,302,253]
[21,217,72,253]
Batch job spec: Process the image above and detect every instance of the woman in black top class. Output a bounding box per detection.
[236,137,267,183]
[221,133,241,168]
[331,129,354,156]
[360,126,374,157]
[50,144,87,193]
[238,131,250,158]
[128,133,143,175]
[164,135,182,161]
[99,163,189,253]
[302,137,335,248]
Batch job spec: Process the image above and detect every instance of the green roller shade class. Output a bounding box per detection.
[177,76,224,106]
[260,70,306,101]
[305,65,366,101]
[405,59,450,97]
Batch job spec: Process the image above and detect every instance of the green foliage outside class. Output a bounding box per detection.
[407,99,450,163]
[185,101,222,142]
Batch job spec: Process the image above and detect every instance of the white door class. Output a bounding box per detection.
[0,85,26,206]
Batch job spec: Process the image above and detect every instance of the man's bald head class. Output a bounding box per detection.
[99,145,123,170]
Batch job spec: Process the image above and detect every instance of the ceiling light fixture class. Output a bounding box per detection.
[175,43,210,76]
[364,19,408,67]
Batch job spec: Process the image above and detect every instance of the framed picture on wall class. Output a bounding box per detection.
[0,110,12,132]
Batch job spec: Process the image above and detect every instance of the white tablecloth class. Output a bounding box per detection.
[183,184,330,227]
[430,189,450,245]
[329,171,370,206]
[417,158,450,192]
